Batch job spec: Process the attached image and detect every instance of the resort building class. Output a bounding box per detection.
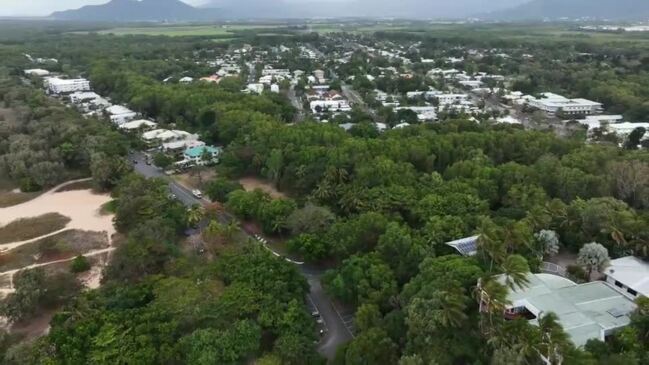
[494,273,637,347]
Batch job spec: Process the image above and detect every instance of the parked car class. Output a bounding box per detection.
[192,189,203,199]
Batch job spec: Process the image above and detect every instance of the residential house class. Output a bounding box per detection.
[605,256,649,299]
[180,145,222,166]
[105,105,137,126]
[492,273,637,347]
[45,77,91,94]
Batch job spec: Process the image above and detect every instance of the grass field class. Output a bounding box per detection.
[0,230,109,272]
[97,24,286,37]
[0,191,40,208]
[0,213,71,245]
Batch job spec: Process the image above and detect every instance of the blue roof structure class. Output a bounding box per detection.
[445,235,480,256]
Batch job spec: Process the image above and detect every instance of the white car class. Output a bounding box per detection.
[192,189,203,199]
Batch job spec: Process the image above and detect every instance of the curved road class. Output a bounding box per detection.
[130,152,352,360]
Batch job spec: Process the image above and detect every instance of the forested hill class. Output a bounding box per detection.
[491,0,649,20]
[50,0,221,22]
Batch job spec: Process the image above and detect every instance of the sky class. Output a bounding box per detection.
[0,0,527,18]
[0,0,202,16]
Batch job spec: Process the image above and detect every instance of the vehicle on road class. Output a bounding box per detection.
[192,189,203,199]
[168,193,177,200]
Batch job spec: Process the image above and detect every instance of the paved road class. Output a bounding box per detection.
[341,84,379,122]
[288,85,305,123]
[130,152,352,360]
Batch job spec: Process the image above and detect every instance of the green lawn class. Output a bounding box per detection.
[96,24,286,37]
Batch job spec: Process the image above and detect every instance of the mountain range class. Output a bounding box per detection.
[50,0,220,22]
[49,0,649,22]
[490,0,649,20]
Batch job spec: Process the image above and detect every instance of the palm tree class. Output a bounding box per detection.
[202,219,223,246]
[187,205,205,228]
[501,255,531,290]
[222,220,240,241]
[537,313,571,365]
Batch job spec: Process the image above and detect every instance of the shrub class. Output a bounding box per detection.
[70,255,91,273]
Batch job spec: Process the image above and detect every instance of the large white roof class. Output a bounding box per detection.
[501,273,637,347]
[606,256,649,297]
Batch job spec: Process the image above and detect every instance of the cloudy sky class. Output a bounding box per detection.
[0,0,202,16]
[0,0,527,17]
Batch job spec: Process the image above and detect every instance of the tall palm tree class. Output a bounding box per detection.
[501,255,531,290]
[187,205,205,228]
[537,313,571,365]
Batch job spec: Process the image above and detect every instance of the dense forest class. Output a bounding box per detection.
[0,22,648,364]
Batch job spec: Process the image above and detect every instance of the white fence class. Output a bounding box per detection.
[541,262,567,277]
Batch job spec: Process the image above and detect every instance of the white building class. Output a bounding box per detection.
[270,84,280,93]
[396,106,438,122]
[310,100,352,113]
[246,83,265,95]
[45,77,91,94]
[605,256,649,299]
[69,91,101,104]
[179,77,194,84]
[119,119,157,131]
[105,105,137,125]
[495,273,636,347]
[528,93,602,116]
[24,69,50,77]
[436,93,469,105]
[606,122,649,139]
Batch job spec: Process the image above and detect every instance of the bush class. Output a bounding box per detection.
[206,177,243,202]
[567,264,588,282]
[70,255,91,273]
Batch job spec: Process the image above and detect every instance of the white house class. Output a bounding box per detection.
[179,77,194,84]
[494,273,636,347]
[310,100,352,113]
[246,83,265,95]
[69,91,101,104]
[119,119,157,131]
[436,93,469,105]
[396,106,438,122]
[606,123,649,139]
[45,77,91,94]
[605,256,649,299]
[105,105,137,125]
[24,69,50,77]
[270,84,280,93]
[528,93,602,116]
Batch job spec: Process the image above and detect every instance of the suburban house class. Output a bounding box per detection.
[179,77,194,84]
[436,93,469,105]
[527,93,603,116]
[118,119,158,132]
[69,91,101,104]
[246,83,265,95]
[45,77,91,94]
[105,105,137,125]
[141,129,199,149]
[606,122,649,141]
[395,106,438,122]
[24,69,50,77]
[180,145,222,167]
[493,273,637,347]
[604,256,649,299]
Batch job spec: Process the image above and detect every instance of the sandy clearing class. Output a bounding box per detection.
[239,177,286,199]
[0,179,115,251]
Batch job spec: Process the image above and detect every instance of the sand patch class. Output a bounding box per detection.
[0,179,115,251]
[238,177,286,199]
